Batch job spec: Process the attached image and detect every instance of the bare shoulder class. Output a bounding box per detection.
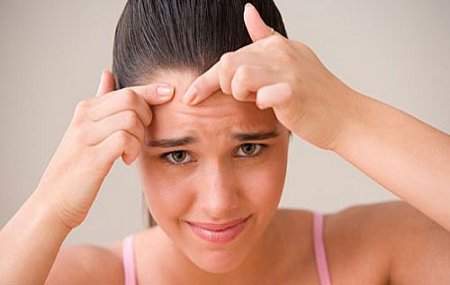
[45,242,124,285]
[327,200,449,244]
[325,201,450,285]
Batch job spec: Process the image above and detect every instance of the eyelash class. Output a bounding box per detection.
[160,143,267,166]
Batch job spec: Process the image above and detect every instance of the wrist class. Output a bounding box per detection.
[331,87,370,153]
[31,187,75,234]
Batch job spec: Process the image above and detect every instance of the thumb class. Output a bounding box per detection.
[244,3,275,42]
[96,70,116,97]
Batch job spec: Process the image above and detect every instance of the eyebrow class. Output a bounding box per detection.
[231,130,280,141]
[146,129,280,148]
[146,137,195,148]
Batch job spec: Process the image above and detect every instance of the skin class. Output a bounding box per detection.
[1,3,449,285]
[137,71,290,275]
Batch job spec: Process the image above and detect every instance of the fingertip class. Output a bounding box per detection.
[255,99,269,110]
[156,84,175,99]
[256,91,273,110]
[95,71,105,97]
[121,154,130,165]
[183,86,198,105]
[244,2,254,12]
[96,69,116,97]
[122,153,137,166]
[244,2,273,42]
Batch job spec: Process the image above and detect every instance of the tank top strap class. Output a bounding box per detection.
[122,235,137,285]
[313,212,332,285]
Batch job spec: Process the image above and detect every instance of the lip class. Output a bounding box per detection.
[186,215,251,244]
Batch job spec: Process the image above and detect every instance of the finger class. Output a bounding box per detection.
[88,88,153,127]
[231,65,278,102]
[89,83,173,126]
[83,110,146,147]
[130,83,174,106]
[255,82,293,110]
[96,70,116,97]
[244,3,276,42]
[182,61,221,105]
[219,51,270,95]
[183,52,267,105]
[94,130,142,166]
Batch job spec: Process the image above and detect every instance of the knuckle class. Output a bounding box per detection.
[235,65,252,82]
[284,68,297,84]
[270,35,285,46]
[263,36,288,55]
[279,83,294,106]
[120,88,138,107]
[220,52,235,69]
[115,130,131,148]
[74,100,89,117]
[296,41,314,56]
[76,99,90,110]
[122,111,140,131]
[299,41,312,51]
[277,49,291,62]
[145,111,153,127]
[73,126,89,142]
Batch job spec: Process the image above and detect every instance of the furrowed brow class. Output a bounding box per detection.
[146,136,195,148]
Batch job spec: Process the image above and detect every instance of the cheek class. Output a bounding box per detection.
[240,156,287,210]
[137,156,194,225]
[239,140,289,215]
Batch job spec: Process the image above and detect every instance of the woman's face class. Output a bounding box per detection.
[137,71,290,273]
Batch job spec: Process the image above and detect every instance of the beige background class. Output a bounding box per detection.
[1,0,449,246]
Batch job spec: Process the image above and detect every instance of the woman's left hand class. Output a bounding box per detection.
[182,3,357,150]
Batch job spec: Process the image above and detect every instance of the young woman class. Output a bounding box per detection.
[1,1,449,284]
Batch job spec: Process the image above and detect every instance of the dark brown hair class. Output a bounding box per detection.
[112,0,287,227]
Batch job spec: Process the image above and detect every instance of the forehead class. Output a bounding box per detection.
[146,71,281,139]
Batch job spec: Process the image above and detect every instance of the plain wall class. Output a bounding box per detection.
[1,0,449,246]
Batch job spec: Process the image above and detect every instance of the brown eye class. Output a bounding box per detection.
[237,144,263,157]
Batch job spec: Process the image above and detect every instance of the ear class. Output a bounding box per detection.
[244,3,275,42]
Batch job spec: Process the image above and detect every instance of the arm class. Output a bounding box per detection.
[384,202,450,284]
[183,3,450,232]
[0,191,70,284]
[334,89,450,232]
[0,71,173,283]
[0,194,122,285]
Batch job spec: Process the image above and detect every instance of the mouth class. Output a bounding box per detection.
[186,215,252,244]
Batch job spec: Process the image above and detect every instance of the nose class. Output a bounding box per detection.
[197,161,240,219]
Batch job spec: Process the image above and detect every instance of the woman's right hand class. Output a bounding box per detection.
[36,70,174,230]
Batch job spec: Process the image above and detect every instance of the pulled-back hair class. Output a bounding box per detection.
[113,0,287,89]
[112,0,288,226]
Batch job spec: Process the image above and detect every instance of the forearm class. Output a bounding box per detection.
[0,189,71,284]
[334,89,450,231]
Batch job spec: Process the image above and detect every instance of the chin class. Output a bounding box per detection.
[189,249,248,274]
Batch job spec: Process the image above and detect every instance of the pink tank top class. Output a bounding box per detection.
[122,235,136,285]
[122,212,331,285]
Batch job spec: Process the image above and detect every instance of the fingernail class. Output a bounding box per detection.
[156,84,174,98]
[183,87,198,105]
